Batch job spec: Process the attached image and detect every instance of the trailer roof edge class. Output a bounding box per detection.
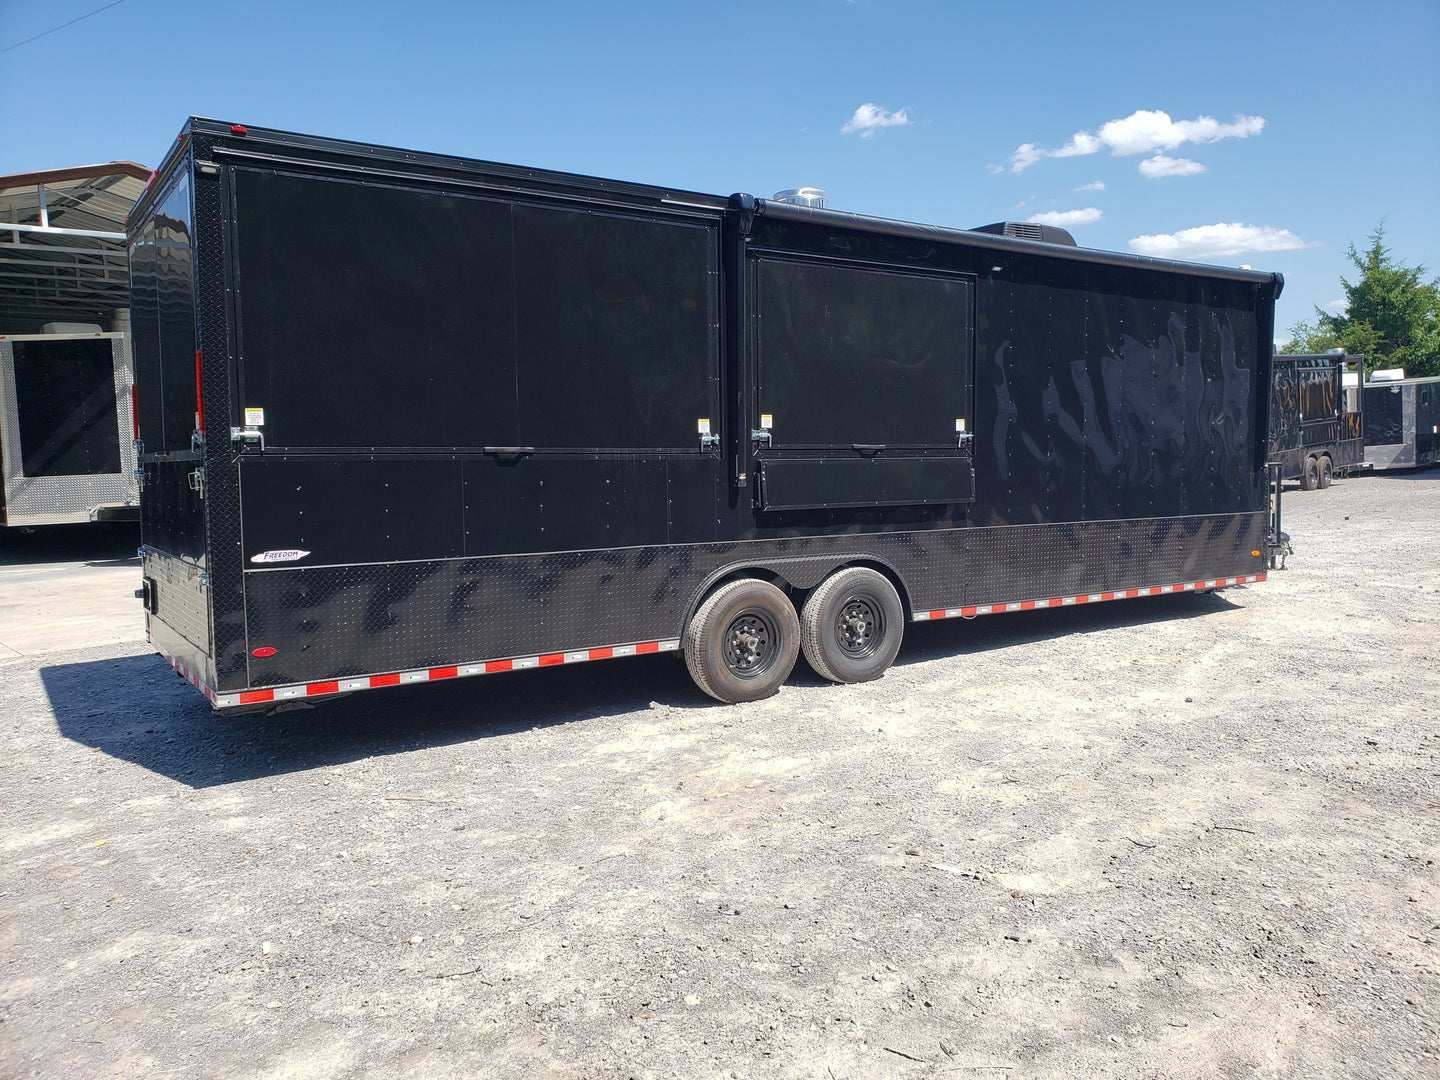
[131,117,730,222]
[751,198,1286,290]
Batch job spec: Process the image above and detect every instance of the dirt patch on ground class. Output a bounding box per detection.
[2,474,1437,1078]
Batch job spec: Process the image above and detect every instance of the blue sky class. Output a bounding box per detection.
[2,0,1436,342]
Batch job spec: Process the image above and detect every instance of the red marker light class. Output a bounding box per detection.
[230,124,248,136]
[252,646,277,658]
[131,387,140,442]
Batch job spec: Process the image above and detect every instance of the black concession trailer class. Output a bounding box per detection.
[1268,352,1365,490]
[1363,374,1440,470]
[129,119,1285,711]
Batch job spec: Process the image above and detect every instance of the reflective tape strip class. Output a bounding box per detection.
[912,573,1266,623]
[207,638,682,710]
[155,646,217,702]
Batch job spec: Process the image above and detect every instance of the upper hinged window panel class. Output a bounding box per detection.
[754,257,973,450]
[232,168,719,453]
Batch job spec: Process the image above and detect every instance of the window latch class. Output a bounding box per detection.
[231,425,266,451]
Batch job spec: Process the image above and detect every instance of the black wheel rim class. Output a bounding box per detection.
[833,594,884,660]
[724,608,779,680]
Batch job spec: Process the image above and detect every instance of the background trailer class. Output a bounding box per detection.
[1269,352,1366,491]
[0,330,136,526]
[0,163,150,526]
[130,119,1284,710]
[1363,374,1440,470]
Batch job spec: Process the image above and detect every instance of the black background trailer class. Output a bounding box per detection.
[129,119,1283,710]
[0,331,137,526]
[1269,353,1365,490]
[1363,376,1440,470]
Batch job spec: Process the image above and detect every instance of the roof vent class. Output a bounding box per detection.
[42,322,104,335]
[772,188,827,209]
[969,221,1077,247]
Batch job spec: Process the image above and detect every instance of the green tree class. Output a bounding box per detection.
[1285,225,1440,377]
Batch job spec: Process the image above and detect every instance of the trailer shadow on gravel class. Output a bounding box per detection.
[41,590,1244,789]
[0,521,139,567]
[896,588,1241,666]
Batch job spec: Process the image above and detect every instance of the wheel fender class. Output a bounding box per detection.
[682,553,911,630]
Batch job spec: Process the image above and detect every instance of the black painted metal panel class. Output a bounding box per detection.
[1364,383,1404,444]
[749,219,1269,530]
[240,457,464,565]
[231,168,520,451]
[155,175,198,454]
[239,513,1267,686]
[11,338,120,477]
[758,456,974,511]
[128,217,164,448]
[512,205,719,450]
[753,257,971,448]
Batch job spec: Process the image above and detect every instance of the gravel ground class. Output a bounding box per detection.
[2,472,1437,1080]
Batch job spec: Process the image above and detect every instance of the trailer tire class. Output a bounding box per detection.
[800,568,905,684]
[1300,456,1319,491]
[1317,455,1333,489]
[684,578,799,703]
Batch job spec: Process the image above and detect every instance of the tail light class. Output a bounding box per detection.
[194,350,205,435]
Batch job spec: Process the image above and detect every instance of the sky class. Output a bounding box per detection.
[2,0,1436,343]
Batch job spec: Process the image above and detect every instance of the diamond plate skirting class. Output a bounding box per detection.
[234,512,1267,689]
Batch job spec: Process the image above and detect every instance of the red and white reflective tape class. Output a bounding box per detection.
[911,574,1267,622]
[197,638,681,710]
[156,646,218,703]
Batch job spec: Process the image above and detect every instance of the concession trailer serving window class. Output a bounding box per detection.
[232,169,719,454]
[750,256,976,510]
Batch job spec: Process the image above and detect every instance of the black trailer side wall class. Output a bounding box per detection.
[129,120,1280,703]
[1364,376,1440,469]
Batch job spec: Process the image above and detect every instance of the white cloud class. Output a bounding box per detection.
[1010,109,1265,171]
[1009,142,1043,170]
[1075,180,1106,192]
[841,103,912,138]
[1128,223,1307,259]
[1138,154,1207,178]
[1028,207,1102,227]
[1324,298,1348,313]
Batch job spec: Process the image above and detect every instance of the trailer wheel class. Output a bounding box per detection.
[684,578,799,703]
[1300,456,1319,491]
[800,568,905,684]
[1317,455,1333,489]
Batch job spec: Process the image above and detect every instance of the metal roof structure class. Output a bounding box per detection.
[0,161,151,332]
